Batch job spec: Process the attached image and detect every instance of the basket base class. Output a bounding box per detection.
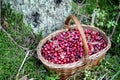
[45,55,105,80]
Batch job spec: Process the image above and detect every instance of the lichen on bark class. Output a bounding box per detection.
[3,0,72,37]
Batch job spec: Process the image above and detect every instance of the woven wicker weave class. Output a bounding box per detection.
[37,15,111,80]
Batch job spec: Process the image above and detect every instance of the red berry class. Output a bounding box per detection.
[41,28,107,64]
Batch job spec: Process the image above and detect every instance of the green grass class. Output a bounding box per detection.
[70,0,120,80]
[1,2,120,80]
[1,3,59,80]
[0,31,25,79]
[68,54,120,80]
[0,32,52,79]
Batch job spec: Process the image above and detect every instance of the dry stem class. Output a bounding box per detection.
[109,11,120,38]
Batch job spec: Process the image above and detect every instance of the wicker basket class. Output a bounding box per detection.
[37,15,111,80]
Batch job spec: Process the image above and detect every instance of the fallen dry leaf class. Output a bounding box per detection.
[4,21,9,28]
[19,75,27,80]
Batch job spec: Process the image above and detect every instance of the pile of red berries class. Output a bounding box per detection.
[41,28,107,64]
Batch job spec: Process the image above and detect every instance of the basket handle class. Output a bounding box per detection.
[64,15,89,60]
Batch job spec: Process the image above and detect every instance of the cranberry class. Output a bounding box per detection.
[41,28,107,64]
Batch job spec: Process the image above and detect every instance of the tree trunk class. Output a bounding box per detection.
[2,0,72,37]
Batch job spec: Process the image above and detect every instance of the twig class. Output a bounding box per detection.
[109,11,120,38]
[1,25,39,79]
[0,25,2,29]
[0,25,39,55]
[80,0,86,5]
[91,9,96,26]
[109,70,120,80]
[0,26,29,51]
[28,49,39,59]
[16,50,30,79]
[0,26,39,59]
[98,73,107,80]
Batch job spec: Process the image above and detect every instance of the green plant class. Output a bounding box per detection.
[94,8,107,27]
[0,31,25,79]
[45,71,60,80]
[68,54,120,80]
[83,70,96,80]
[55,0,120,79]
[116,33,120,43]
[1,1,120,80]
[110,70,120,80]
[1,3,59,80]
[106,20,115,29]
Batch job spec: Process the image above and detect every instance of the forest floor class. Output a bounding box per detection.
[0,2,120,80]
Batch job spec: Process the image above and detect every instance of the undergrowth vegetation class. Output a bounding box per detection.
[0,0,120,80]
[1,3,59,80]
[71,0,120,80]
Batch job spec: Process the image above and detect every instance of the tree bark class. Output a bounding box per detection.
[2,0,72,37]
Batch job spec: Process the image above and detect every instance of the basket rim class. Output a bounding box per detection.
[37,24,111,69]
